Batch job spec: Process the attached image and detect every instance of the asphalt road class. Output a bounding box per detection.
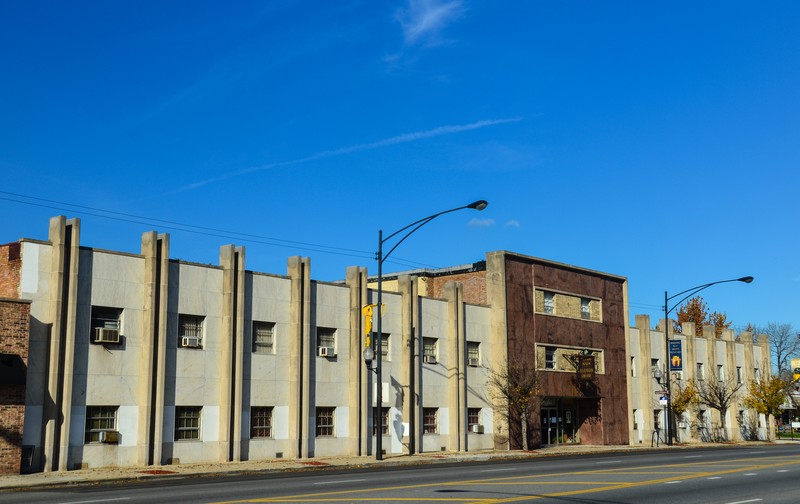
[3,445,799,504]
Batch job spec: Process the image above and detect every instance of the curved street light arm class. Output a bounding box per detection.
[665,276,754,314]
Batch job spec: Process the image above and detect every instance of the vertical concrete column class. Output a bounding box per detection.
[756,334,772,439]
[702,325,719,432]
[634,315,653,444]
[721,329,740,439]
[345,266,368,456]
[287,257,311,459]
[681,322,697,440]
[444,282,465,452]
[219,245,245,462]
[43,216,80,472]
[138,232,170,466]
[398,275,419,455]
[485,252,508,451]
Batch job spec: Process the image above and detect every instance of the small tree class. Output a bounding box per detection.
[694,375,743,441]
[670,380,699,442]
[489,359,540,450]
[676,296,732,338]
[745,322,799,376]
[743,375,789,440]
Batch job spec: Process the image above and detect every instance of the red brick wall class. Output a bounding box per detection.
[0,243,22,299]
[0,298,30,474]
[428,270,487,304]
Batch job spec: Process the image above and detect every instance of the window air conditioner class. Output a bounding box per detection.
[98,430,120,444]
[423,355,437,364]
[181,336,201,348]
[318,346,335,357]
[93,327,120,344]
[468,358,480,367]
[471,424,484,434]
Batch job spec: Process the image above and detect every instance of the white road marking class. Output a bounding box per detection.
[743,473,757,476]
[777,470,789,473]
[60,499,131,504]
[684,455,703,458]
[664,481,682,484]
[725,499,762,504]
[481,468,517,473]
[313,478,366,485]
[707,476,722,480]
[595,460,622,464]
[748,451,766,454]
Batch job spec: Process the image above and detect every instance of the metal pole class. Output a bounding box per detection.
[376,229,383,461]
[664,290,673,446]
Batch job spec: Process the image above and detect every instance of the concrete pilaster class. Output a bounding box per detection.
[345,266,368,456]
[445,282,465,452]
[398,275,420,455]
[219,245,245,462]
[634,315,653,444]
[485,252,508,450]
[287,257,311,458]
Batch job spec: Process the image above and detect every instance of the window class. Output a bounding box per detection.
[423,338,437,363]
[251,407,273,438]
[717,364,724,382]
[91,306,121,330]
[630,356,636,377]
[543,292,555,314]
[175,406,201,440]
[317,327,336,354]
[580,298,591,319]
[736,366,743,384]
[653,410,661,430]
[468,408,481,431]
[252,321,275,354]
[423,408,438,434]
[651,358,660,374]
[372,407,389,436]
[179,314,204,348]
[85,406,117,443]
[754,368,762,383]
[316,407,335,437]
[697,362,705,381]
[632,409,639,430]
[545,347,556,369]
[372,333,389,359]
[467,341,480,366]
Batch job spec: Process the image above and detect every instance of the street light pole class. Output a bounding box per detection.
[368,200,488,460]
[662,276,753,446]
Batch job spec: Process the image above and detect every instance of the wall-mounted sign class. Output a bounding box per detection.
[669,340,683,371]
[577,355,595,382]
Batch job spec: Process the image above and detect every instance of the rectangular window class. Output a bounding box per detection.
[91,306,121,330]
[467,341,480,366]
[543,292,555,314]
[754,368,762,383]
[175,406,202,441]
[580,298,591,319]
[372,407,389,436]
[179,314,204,348]
[545,347,556,369]
[372,333,389,359]
[85,406,117,443]
[251,407,273,438]
[316,407,335,437]
[423,338,438,363]
[697,362,705,381]
[651,358,660,374]
[252,321,275,354]
[632,409,639,430]
[317,327,336,355]
[467,408,481,430]
[423,408,438,434]
[736,366,743,384]
[630,356,636,377]
[653,410,661,430]
[717,364,724,382]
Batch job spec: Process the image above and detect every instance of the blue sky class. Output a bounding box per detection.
[1,1,798,331]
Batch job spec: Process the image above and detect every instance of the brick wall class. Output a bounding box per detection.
[0,242,21,299]
[428,270,487,304]
[0,298,30,475]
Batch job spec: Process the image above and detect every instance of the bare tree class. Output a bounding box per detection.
[745,322,799,376]
[488,359,540,451]
[743,375,789,440]
[693,375,744,441]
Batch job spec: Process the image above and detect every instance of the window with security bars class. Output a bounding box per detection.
[85,406,117,443]
[423,408,438,434]
[543,292,555,314]
[252,321,275,354]
[91,306,121,330]
[317,328,336,351]
[251,407,273,438]
[179,314,204,347]
[545,347,556,369]
[467,408,481,430]
[372,407,389,436]
[467,342,480,362]
[372,333,389,359]
[580,298,591,319]
[423,338,437,359]
[175,406,201,441]
[316,407,335,437]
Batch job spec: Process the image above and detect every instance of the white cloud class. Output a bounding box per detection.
[504,220,521,228]
[469,218,496,228]
[396,0,466,46]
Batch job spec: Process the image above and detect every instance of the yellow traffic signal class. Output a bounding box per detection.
[792,357,800,383]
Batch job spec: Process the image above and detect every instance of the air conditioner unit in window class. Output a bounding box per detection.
[318,346,335,357]
[471,424,484,434]
[181,336,201,348]
[423,355,437,364]
[93,327,120,344]
[468,358,480,367]
[98,430,120,444]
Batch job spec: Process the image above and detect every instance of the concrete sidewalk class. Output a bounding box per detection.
[0,442,775,491]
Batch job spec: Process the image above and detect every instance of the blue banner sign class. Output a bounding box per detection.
[669,340,683,371]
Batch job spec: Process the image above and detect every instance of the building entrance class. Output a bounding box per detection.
[540,398,577,445]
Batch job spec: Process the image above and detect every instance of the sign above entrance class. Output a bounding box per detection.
[577,355,595,382]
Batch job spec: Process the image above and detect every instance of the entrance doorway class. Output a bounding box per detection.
[540,398,577,445]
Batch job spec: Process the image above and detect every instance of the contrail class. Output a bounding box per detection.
[168,117,522,194]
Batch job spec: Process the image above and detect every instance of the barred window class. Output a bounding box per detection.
[423,338,437,359]
[423,407,438,434]
[580,298,591,319]
[175,406,201,441]
[467,341,480,362]
[545,347,556,369]
[317,328,336,351]
[467,408,481,430]
[372,333,389,359]
[316,407,335,437]
[372,407,389,436]
[543,292,555,314]
[253,321,275,354]
[85,406,117,443]
[251,407,273,438]
[179,314,204,348]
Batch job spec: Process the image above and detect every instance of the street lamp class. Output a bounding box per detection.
[662,275,753,446]
[365,199,488,460]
